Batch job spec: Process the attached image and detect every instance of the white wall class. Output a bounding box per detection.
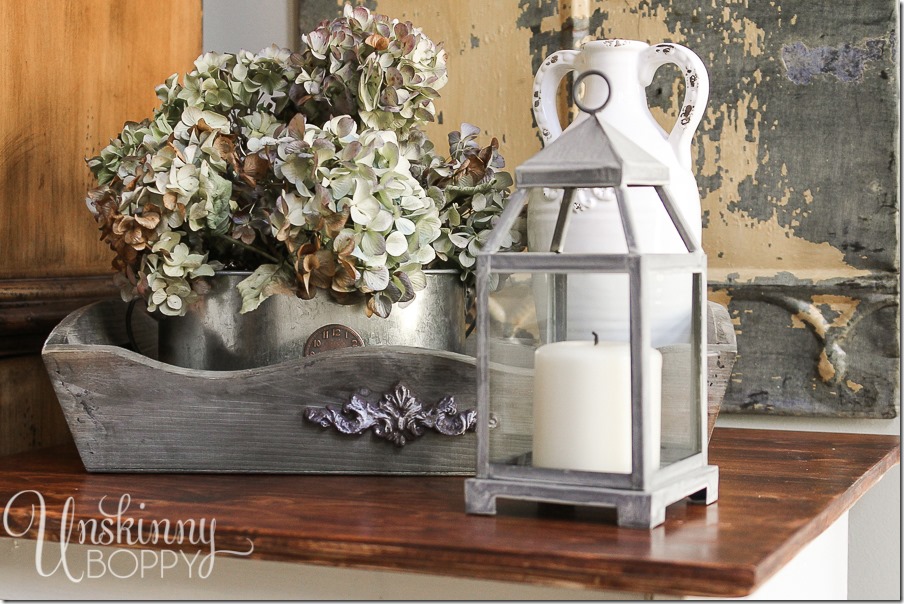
[202,0,297,53]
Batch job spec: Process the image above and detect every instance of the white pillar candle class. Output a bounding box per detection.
[532,339,662,474]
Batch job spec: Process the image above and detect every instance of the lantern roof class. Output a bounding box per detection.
[515,114,670,189]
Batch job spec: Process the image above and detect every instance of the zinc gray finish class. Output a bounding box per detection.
[550,272,568,344]
[514,114,671,189]
[487,252,706,273]
[469,237,715,524]
[485,188,528,253]
[616,187,641,254]
[467,103,714,527]
[466,465,719,529]
[475,254,492,479]
[157,270,466,371]
[655,185,699,254]
[692,273,707,452]
[628,255,652,489]
[549,188,575,253]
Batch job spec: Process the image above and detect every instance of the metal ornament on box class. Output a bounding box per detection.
[464,71,718,528]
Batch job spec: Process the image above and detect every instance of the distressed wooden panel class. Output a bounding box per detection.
[43,301,489,474]
[0,0,203,280]
[298,1,898,417]
[712,276,898,417]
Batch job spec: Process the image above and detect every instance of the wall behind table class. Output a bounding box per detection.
[0,0,203,455]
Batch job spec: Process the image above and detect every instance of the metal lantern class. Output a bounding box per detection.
[464,72,718,528]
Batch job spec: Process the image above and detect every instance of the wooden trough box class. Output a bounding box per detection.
[42,300,736,474]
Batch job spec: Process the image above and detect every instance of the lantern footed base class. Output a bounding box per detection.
[464,465,718,529]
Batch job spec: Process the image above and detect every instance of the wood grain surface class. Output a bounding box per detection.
[0,0,202,280]
[0,276,119,357]
[43,299,518,474]
[0,428,897,597]
[0,0,202,455]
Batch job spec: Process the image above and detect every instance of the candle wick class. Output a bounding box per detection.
[592,331,599,345]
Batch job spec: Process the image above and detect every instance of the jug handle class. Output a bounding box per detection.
[532,50,579,145]
[638,43,709,170]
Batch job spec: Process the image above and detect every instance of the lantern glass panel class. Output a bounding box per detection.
[485,271,539,468]
[656,267,703,466]
[486,267,645,479]
[484,261,704,484]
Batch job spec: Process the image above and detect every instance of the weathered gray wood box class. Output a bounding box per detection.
[42,300,735,474]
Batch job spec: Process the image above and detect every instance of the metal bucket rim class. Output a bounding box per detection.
[158,268,467,370]
[212,268,462,277]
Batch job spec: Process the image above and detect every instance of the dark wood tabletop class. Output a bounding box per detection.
[0,428,898,597]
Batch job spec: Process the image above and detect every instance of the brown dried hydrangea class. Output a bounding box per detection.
[86,5,523,319]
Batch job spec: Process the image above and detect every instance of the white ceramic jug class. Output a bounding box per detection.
[527,39,709,347]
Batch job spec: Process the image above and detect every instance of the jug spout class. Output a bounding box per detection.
[574,41,651,116]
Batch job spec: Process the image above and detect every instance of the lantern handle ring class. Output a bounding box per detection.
[572,70,611,115]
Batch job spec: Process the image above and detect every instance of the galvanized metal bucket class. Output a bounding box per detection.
[156,270,468,370]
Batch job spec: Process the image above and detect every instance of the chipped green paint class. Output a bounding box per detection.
[718,276,897,418]
[516,0,562,74]
[585,0,898,417]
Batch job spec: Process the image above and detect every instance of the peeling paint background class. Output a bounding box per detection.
[299,0,899,418]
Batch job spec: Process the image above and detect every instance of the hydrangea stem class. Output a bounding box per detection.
[213,233,280,263]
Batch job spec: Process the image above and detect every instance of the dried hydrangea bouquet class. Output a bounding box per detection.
[86,5,523,321]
